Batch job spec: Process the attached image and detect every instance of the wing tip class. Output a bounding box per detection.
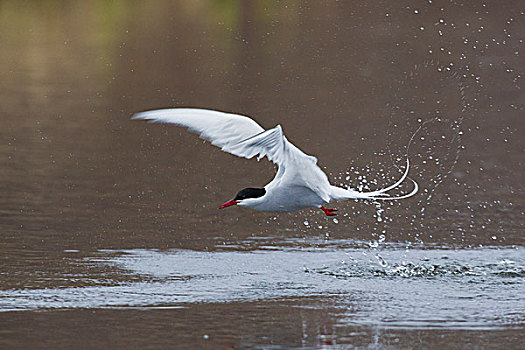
[131,111,162,123]
[131,112,147,120]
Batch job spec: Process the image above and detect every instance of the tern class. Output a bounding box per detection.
[133,108,418,216]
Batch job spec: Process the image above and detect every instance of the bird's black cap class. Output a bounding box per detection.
[234,188,266,200]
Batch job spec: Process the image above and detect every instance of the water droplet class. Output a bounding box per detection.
[376,254,388,267]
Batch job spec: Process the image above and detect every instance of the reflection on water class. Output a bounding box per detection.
[1,0,524,348]
[2,242,523,332]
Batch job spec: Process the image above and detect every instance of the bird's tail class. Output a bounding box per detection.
[330,157,418,201]
[331,119,432,202]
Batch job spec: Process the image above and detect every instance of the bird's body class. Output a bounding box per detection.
[133,108,418,216]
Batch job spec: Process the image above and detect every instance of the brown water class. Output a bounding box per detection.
[1,1,524,349]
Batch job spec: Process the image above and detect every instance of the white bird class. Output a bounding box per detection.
[132,108,418,216]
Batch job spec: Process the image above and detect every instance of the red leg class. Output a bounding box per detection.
[320,206,337,216]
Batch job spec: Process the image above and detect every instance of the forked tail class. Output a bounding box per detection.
[330,121,430,202]
[330,156,418,201]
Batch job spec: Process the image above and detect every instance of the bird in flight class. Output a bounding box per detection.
[133,108,418,216]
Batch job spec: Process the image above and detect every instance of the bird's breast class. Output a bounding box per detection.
[245,185,326,212]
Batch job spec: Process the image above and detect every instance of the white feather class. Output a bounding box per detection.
[133,108,265,159]
[133,108,418,212]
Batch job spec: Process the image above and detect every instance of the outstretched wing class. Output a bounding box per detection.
[132,108,317,166]
[133,108,264,152]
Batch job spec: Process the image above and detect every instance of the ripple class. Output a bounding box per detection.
[0,245,523,330]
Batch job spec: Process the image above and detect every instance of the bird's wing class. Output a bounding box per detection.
[132,108,318,166]
[132,108,265,155]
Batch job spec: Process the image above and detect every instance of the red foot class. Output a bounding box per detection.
[321,206,337,216]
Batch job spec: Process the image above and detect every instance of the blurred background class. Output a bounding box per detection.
[0,1,523,348]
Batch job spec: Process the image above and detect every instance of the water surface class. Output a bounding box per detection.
[1,0,523,349]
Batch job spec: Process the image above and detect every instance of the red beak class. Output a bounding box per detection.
[218,200,238,209]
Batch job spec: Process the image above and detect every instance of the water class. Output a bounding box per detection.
[1,242,523,348]
[1,0,524,348]
[2,242,524,328]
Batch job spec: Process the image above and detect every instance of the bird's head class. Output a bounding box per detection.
[218,187,266,209]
